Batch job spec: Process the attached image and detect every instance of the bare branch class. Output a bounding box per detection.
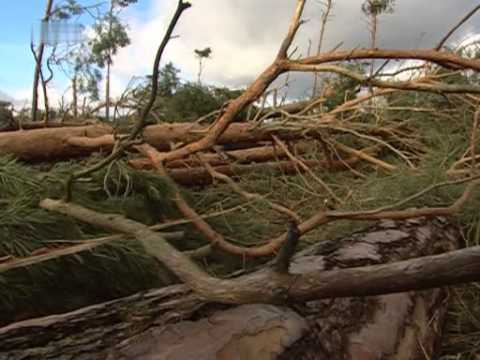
[298,48,480,71]
[435,4,480,50]
[39,199,480,304]
[286,63,480,94]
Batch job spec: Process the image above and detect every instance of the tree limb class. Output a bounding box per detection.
[39,199,480,304]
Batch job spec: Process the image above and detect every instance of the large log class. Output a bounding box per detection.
[165,157,361,186]
[0,218,460,359]
[0,122,317,162]
[129,142,312,169]
[0,120,99,132]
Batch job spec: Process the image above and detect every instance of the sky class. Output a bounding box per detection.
[0,0,479,107]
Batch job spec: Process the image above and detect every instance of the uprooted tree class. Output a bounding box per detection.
[2,0,480,358]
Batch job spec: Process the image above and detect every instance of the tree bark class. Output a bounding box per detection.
[0,218,460,359]
[31,0,54,122]
[130,142,312,169]
[0,122,324,162]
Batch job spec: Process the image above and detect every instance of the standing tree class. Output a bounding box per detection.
[194,47,212,84]
[361,0,395,77]
[90,0,137,121]
[312,0,333,98]
[31,0,55,122]
[70,45,102,117]
[48,1,102,119]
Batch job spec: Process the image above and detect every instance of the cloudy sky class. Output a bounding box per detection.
[0,0,479,106]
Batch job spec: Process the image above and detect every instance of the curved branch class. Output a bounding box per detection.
[39,198,480,305]
[158,1,309,164]
[286,63,480,94]
[297,48,480,71]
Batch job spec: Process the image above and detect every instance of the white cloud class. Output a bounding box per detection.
[6,0,480,107]
[106,0,480,100]
[108,0,297,96]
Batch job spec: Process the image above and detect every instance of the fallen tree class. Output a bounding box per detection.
[0,121,333,162]
[0,217,462,359]
[134,156,363,186]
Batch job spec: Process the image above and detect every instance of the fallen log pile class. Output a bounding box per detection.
[0,120,336,162]
[0,117,382,187]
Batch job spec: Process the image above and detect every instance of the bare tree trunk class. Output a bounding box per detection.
[312,0,332,98]
[105,60,111,121]
[104,0,114,122]
[0,218,460,359]
[197,57,203,84]
[31,0,54,122]
[72,73,78,119]
[369,12,378,79]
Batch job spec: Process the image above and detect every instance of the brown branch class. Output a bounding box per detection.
[326,178,480,221]
[129,142,312,170]
[297,48,480,71]
[158,1,308,164]
[285,63,480,94]
[0,231,183,274]
[39,198,480,304]
[289,244,480,301]
[161,157,362,187]
[276,0,307,59]
[333,142,397,171]
[134,0,192,135]
[137,143,285,257]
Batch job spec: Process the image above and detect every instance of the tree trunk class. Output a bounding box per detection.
[163,157,361,186]
[72,74,78,119]
[0,218,460,359]
[0,122,324,162]
[31,0,54,122]
[105,60,111,121]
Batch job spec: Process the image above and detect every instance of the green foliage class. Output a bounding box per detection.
[52,0,83,19]
[135,63,243,123]
[323,63,366,110]
[51,1,137,102]
[157,62,181,97]
[160,83,234,122]
[194,47,212,59]
[0,157,181,325]
[71,45,103,101]
[90,14,130,68]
